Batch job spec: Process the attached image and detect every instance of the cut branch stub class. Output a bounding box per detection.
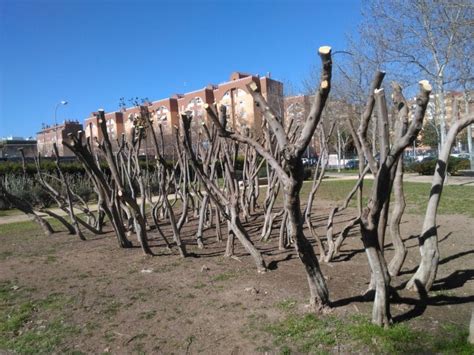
[318,46,332,91]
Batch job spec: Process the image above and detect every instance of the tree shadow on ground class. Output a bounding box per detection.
[438,249,474,266]
[268,254,293,270]
[331,270,474,323]
[400,246,474,275]
[392,275,474,323]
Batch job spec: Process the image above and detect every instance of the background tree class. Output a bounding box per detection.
[359,0,473,149]
[420,121,440,150]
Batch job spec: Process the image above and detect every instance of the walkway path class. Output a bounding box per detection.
[325,172,474,186]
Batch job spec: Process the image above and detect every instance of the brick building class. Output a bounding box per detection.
[84,111,125,143]
[36,120,82,157]
[36,120,83,157]
[213,72,283,136]
[82,72,284,159]
[284,95,313,128]
[147,97,180,158]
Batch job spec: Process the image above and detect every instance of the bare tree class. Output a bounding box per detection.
[358,79,432,326]
[181,112,267,272]
[387,82,409,276]
[205,46,333,310]
[360,0,473,148]
[407,112,474,292]
[64,128,133,249]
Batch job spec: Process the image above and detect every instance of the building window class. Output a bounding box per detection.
[237,88,246,97]
[156,106,169,121]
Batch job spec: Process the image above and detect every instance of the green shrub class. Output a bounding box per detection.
[0,161,85,176]
[411,157,470,176]
[1,173,95,209]
[2,175,54,208]
[411,159,437,175]
[68,175,95,203]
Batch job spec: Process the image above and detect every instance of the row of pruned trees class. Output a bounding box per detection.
[2,46,473,327]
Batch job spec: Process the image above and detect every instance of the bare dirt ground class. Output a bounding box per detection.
[0,200,473,354]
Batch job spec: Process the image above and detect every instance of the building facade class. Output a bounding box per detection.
[82,72,284,159]
[0,137,37,159]
[36,121,83,157]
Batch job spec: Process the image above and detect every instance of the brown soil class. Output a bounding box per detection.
[0,200,473,353]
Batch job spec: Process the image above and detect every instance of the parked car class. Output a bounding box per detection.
[451,152,470,159]
[345,159,359,169]
[302,157,318,166]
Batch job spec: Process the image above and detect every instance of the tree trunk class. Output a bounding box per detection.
[229,206,266,273]
[388,157,407,276]
[279,211,289,250]
[284,171,329,309]
[407,114,474,291]
[196,194,209,249]
[40,209,76,235]
[361,224,391,327]
[0,183,54,236]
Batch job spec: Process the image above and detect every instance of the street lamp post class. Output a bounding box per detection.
[54,100,68,156]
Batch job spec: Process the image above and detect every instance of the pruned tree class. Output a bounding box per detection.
[305,121,336,259]
[407,112,474,292]
[387,82,410,276]
[358,79,432,326]
[64,125,134,249]
[181,111,267,272]
[204,46,333,310]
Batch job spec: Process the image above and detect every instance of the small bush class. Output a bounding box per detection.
[1,173,95,208]
[68,175,95,203]
[410,159,437,175]
[410,157,470,176]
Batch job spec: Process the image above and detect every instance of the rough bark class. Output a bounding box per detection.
[387,82,409,276]
[406,113,474,291]
[359,80,432,326]
[96,110,153,256]
[64,129,132,248]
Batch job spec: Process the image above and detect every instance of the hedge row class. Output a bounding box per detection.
[408,157,470,175]
[0,160,161,176]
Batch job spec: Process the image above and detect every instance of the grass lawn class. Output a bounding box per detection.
[308,179,474,218]
[0,281,80,353]
[262,304,474,354]
[0,209,21,218]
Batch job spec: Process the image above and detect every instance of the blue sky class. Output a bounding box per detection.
[0,0,362,138]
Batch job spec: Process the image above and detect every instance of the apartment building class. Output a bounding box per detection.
[82,72,284,158]
[36,120,83,157]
